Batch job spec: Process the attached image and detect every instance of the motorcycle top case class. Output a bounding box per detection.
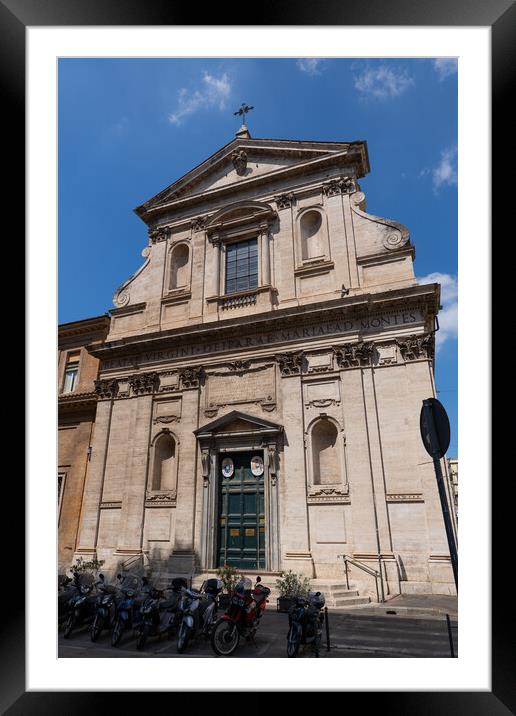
[204,578,223,595]
[171,577,188,591]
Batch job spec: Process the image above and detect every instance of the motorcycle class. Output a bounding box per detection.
[176,578,223,654]
[90,573,120,642]
[58,572,80,625]
[62,571,97,638]
[135,577,187,651]
[210,576,270,656]
[286,591,326,658]
[110,574,146,647]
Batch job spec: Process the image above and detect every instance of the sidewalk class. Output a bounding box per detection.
[329,593,458,619]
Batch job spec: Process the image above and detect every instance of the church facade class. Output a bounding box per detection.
[73,127,456,597]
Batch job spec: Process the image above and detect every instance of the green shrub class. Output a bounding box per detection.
[216,564,240,594]
[275,570,311,598]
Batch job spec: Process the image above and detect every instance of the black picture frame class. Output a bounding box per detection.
[7,0,511,710]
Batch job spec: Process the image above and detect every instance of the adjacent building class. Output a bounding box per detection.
[68,127,456,597]
[58,315,110,572]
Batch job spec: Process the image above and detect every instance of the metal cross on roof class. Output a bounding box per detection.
[233,103,254,126]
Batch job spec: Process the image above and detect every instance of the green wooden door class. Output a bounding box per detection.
[217,451,265,569]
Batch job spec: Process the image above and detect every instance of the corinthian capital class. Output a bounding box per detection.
[333,341,375,369]
[128,372,160,395]
[94,378,119,400]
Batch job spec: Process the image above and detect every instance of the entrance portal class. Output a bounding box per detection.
[217,450,265,569]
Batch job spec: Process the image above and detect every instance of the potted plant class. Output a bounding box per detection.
[275,570,311,612]
[216,564,240,608]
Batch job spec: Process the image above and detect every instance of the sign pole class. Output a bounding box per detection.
[421,399,458,591]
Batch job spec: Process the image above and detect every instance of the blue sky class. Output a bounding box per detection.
[58,57,457,455]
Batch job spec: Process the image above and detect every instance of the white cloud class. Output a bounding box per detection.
[433,58,457,80]
[417,272,458,350]
[297,58,323,75]
[168,72,231,126]
[432,146,457,191]
[353,64,414,100]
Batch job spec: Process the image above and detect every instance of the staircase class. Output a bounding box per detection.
[310,580,371,608]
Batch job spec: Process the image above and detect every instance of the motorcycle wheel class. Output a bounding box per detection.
[177,623,191,653]
[63,613,75,639]
[111,620,123,647]
[286,628,300,658]
[211,620,239,656]
[90,614,103,642]
[136,624,150,651]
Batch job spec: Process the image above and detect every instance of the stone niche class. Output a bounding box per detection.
[204,364,276,415]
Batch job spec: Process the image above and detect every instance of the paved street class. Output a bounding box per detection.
[58,608,458,659]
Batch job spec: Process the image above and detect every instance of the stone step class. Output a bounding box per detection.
[331,589,360,598]
[332,596,371,608]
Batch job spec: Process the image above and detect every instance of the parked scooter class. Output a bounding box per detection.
[90,573,121,642]
[110,574,146,647]
[176,578,223,654]
[286,591,326,657]
[62,572,97,638]
[210,576,270,656]
[135,577,187,651]
[58,572,80,625]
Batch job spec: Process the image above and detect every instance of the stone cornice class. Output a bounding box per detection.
[90,284,439,365]
[135,146,368,222]
[58,315,110,341]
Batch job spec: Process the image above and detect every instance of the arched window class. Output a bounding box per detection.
[169,244,190,290]
[311,419,339,485]
[152,433,176,491]
[300,210,324,261]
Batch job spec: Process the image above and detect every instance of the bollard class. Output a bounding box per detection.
[325,607,330,651]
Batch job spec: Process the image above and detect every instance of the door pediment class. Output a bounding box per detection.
[195,410,283,439]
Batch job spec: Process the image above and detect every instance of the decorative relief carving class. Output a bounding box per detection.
[145,490,176,506]
[100,501,122,509]
[179,367,204,390]
[304,379,341,409]
[275,351,305,376]
[397,333,434,362]
[333,341,375,369]
[158,372,180,393]
[375,343,398,366]
[308,485,349,497]
[306,352,334,374]
[268,444,278,487]
[386,493,424,503]
[113,288,130,308]
[154,415,180,424]
[275,192,295,210]
[94,378,119,400]
[201,449,210,487]
[129,372,160,395]
[383,231,409,250]
[191,216,208,232]
[226,360,251,374]
[153,397,181,424]
[322,176,357,197]
[148,226,170,244]
[231,149,248,175]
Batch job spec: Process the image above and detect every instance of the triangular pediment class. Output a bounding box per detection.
[194,410,283,438]
[136,137,368,217]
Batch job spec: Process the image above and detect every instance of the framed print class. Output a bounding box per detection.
[7,0,512,710]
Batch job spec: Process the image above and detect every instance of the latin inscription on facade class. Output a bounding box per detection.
[102,310,422,371]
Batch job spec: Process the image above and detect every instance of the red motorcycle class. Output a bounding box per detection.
[211,576,270,656]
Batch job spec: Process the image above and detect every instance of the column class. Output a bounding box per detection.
[277,354,313,576]
[260,221,271,286]
[75,381,116,557]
